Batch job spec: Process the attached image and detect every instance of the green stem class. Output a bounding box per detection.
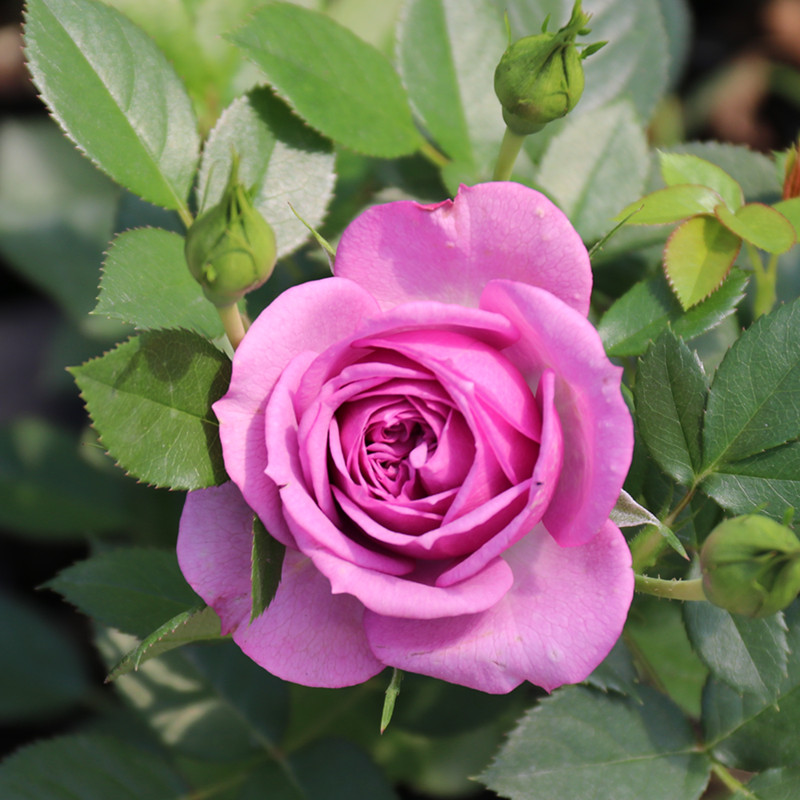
[634,574,706,602]
[217,303,246,350]
[630,486,697,573]
[177,204,194,231]
[711,762,758,799]
[493,127,526,181]
[754,251,779,318]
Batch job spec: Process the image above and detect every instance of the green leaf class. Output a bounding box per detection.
[733,768,800,799]
[585,638,641,698]
[228,3,421,157]
[24,0,199,212]
[635,329,707,484]
[659,152,744,211]
[703,441,800,521]
[0,118,118,320]
[107,605,223,680]
[251,515,286,622]
[715,203,796,254]
[480,685,710,800]
[615,184,724,225]
[773,197,800,238]
[70,330,231,490]
[537,100,649,241]
[95,228,222,338]
[197,88,336,258]
[599,269,749,358]
[0,734,188,799]
[0,591,90,720]
[664,216,742,309]
[0,419,133,538]
[97,630,290,760]
[703,298,800,469]
[397,0,507,179]
[625,595,709,718]
[704,602,800,771]
[684,602,789,705]
[46,548,201,637]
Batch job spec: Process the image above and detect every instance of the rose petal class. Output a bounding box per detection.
[213,278,382,546]
[481,281,633,547]
[177,483,384,687]
[334,182,591,315]
[363,520,633,693]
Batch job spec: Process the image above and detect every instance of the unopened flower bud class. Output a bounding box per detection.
[493,0,604,135]
[783,138,800,200]
[185,157,277,308]
[700,515,800,618]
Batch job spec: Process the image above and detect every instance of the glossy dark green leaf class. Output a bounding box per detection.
[0,591,90,720]
[0,419,131,538]
[625,595,708,718]
[537,100,649,241]
[70,330,231,490]
[251,515,285,622]
[599,269,748,358]
[107,605,223,680]
[733,768,800,799]
[635,329,707,484]
[0,735,188,799]
[684,602,789,705]
[95,228,222,338]
[98,630,290,760]
[703,298,800,470]
[228,3,421,157]
[46,548,201,637]
[480,686,710,800]
[585,638,640,698]
[702,441,800,521]
[197,88,335,258]
[25,0,199,212]
[665,216,742,309]
[704,602,800,771]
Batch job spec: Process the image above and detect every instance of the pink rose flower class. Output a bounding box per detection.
[178,182,634,693]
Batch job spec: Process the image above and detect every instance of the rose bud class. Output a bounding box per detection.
[700,515,800,618]
[493,0,605,135]
[185,157,277,308]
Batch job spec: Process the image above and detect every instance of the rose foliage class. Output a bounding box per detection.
[178,182,634,693]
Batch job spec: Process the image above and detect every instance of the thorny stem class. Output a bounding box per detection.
[634,574,706,602]
[493,127,526,181]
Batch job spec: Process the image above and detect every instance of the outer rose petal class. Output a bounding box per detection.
[178,483,384,687]
[481,280,633,547]
[334,182,591,316]
[363,521,633,693]
[213,278,381,547]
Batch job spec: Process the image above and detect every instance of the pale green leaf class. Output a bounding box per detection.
[24,0,199,211]
[70,330,231,490]
[660,152,744,210]
[537,100,649,241]
[197,88,335,258]
[615,185,723,225]
[664,216,741,309]
[715,203,796,254]
[228,2,421,157]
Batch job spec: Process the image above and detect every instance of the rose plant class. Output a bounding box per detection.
[178,181,634,693]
